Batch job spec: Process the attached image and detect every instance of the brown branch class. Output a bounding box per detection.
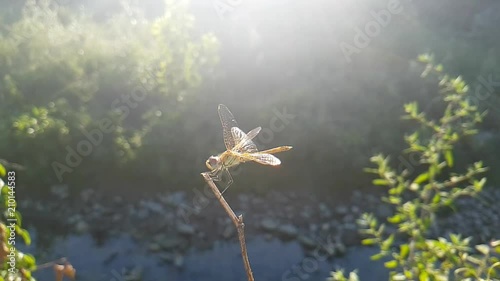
[35,257,68,270]
[201,172,255,281]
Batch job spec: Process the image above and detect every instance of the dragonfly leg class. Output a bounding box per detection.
[207,169,222,182]
[219,169,233,196]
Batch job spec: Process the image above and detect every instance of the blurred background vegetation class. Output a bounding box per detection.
[0,0,498,196]
[0,0,499,280]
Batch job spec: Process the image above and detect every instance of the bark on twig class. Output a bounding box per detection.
[201,172,254,281]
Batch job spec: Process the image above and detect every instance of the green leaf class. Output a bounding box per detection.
[362,238,377,246]
[388,196,401,205]
[419,271,429,281]
[443,198,454,207]
[364,168,379,174]
[417,54,432,63]
[422,217,432,230]
[407,102,418,115]
[370,253,385,261]
[389,188,398,195]
[466,255,482,265]
[0,164,5,177]
[16,226,31,246]
[392,274,406,281]
[377,224,385,235]
[429,165,436,180]
[475,244,489,255]
[414,172,429,184]
[489,261,500,277]
[432,193,441,204]
[381,234,395,251]
[22,254,36,270]
[1,184,8,196]
[22,230,31,246]
[450,234,461,244]
[388,215,402,224]
[400,244,409,259]
[373,179,389,186]
[384,260,398,269]
[444,150,453,167]
[473,178,486,192]
[15,211,22,227]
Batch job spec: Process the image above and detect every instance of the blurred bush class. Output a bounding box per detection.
[0,0,498,195]
[0,0,218,189]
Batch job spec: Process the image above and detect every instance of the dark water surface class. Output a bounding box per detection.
[23,229,387,281]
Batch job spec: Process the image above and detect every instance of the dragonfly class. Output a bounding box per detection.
[205,104,292,194]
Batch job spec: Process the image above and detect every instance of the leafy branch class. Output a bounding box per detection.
[0,162,75,281]
[329,55,500,281]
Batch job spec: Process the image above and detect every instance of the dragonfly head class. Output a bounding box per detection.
[206,155,221,171]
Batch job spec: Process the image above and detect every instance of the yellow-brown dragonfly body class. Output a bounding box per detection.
[206,104,292,191]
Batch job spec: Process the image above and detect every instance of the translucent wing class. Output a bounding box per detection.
[244,127,261,142]
[218,104,239,150]
[236,145,292,164]
[242,153,282,166]
[232,127,261,153]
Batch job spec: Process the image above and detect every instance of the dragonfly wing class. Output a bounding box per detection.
[231,127,259,153]
[245,127,261,142]
[218,104,238,150]
[241,153,282,166]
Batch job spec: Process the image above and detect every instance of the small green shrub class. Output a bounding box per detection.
[0,162,36,280]
[329,55,500,281]
[0,160,75,280]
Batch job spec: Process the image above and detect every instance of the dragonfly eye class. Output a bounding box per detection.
[206,156,219,170]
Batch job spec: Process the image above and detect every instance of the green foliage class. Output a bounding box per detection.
[0,162,36,280]
[327,269,360,281]
[329,55,499,280]
[0,160,76,280]
[0,0,219,185]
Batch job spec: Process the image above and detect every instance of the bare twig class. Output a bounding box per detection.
[201,172,255,281]
[35,257,69,270]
